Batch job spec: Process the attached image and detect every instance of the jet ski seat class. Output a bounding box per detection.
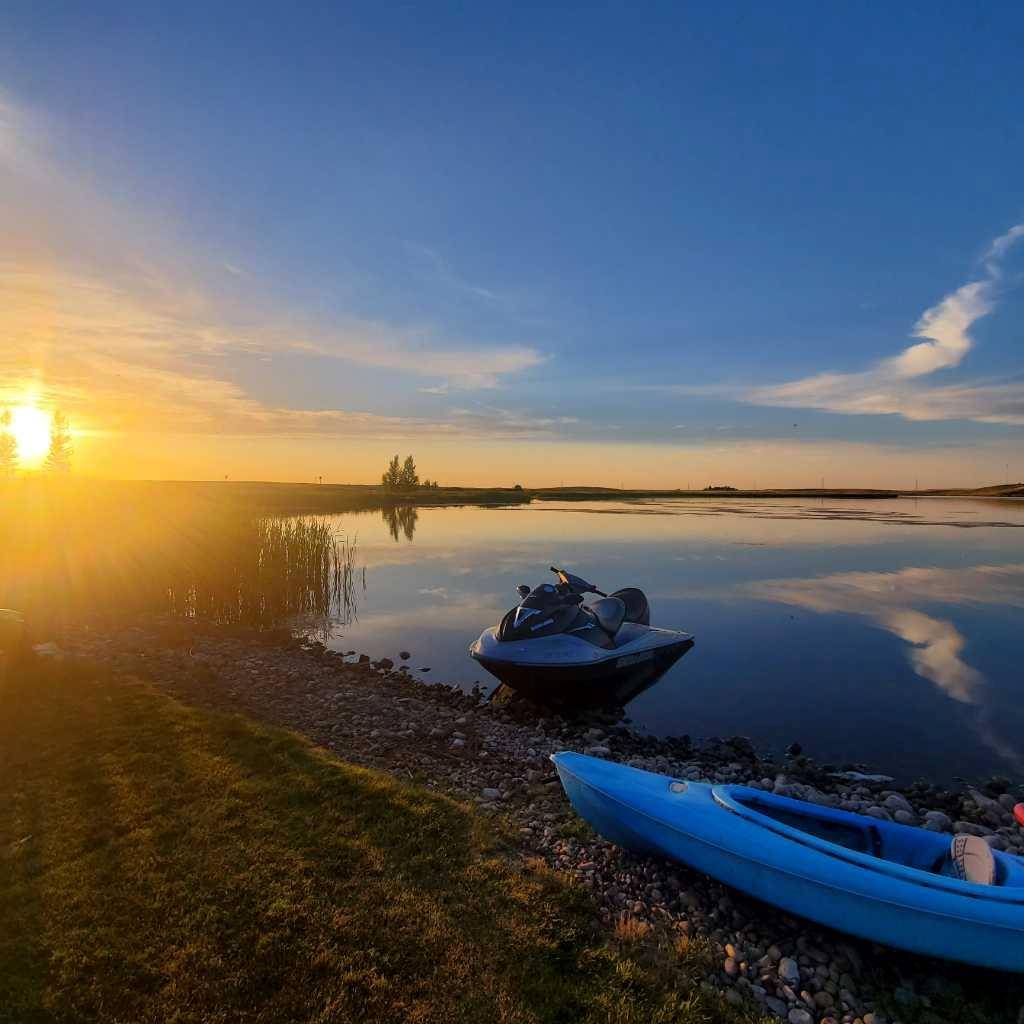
[589,596,626,636]
[609,588,650,626]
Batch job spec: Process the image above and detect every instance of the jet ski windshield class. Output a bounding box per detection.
[496,583,588,642]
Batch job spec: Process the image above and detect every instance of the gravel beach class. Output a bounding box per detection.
[59,623,1024,1023]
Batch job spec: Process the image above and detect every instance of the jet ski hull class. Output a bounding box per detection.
[470,628,693,701]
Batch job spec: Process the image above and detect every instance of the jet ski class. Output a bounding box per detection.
[469,567,693,699]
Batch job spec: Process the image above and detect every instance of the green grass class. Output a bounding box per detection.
[0,659,767,1024]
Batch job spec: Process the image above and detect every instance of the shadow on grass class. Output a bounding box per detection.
[0,659,766,1024]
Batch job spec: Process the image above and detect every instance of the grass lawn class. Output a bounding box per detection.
[0,658,767,1024]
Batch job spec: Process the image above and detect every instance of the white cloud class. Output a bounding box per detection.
[985,224,1024,269]
[885,280,991,378]
[749,223,1024,424]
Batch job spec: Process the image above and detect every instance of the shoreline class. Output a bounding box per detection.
[4,477,1021,520]
[51,620,1024,1022]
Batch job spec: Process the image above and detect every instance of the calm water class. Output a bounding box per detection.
[310,497,1024,785]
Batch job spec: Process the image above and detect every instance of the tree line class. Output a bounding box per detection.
[380,454,439,491]
[0,408,73,477]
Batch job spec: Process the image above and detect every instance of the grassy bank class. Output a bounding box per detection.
[0,658,765,1024]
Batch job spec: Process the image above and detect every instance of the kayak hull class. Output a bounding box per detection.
[552,752,1024,972]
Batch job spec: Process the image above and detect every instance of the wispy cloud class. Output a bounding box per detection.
[0,88,545,440]
[403,241,503,302]
[748,224,1024,425]
[0,261,563,441]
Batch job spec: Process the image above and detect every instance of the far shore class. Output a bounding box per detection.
[4,476,1020,515]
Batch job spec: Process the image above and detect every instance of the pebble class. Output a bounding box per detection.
[923,810,953,832]
[881,793,912,814]
[778,957,800,985]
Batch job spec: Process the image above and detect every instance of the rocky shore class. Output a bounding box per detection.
[57,623,1024,1023]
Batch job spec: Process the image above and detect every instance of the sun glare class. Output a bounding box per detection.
[10,406,52,465]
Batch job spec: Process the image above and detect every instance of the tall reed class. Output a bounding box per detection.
[0,478,360,634]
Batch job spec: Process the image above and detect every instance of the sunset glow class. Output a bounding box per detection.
[0,9,1021,486]
[9,406,51,465]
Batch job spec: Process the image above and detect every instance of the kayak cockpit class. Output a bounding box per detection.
[715,786,1024,893]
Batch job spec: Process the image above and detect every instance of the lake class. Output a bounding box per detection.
[312,497,1024,785]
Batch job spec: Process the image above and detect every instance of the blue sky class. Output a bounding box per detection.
[1,2,1022,484]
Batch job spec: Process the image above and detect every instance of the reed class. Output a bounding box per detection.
[0,477,360,634]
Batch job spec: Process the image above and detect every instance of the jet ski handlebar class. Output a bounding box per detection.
[550,566,606,597]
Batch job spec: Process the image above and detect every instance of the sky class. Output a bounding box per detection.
[1,2,1023,487]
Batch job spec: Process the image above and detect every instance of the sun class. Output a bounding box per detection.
[9,406,52,465]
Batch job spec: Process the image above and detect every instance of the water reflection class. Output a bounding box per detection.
[309,498,1024,781]
[747,565,1024,768]
[383,504,419,542]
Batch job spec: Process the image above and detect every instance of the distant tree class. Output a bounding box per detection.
[45,411,73,473]
[382,454,402,490]
[512,483,523,491]
[399,455,419,490]
[0,410,16,477]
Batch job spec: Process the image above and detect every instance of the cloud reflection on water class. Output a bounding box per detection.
[748,564,1024,767]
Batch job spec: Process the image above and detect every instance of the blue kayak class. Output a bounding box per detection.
[552,752,1024,971]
